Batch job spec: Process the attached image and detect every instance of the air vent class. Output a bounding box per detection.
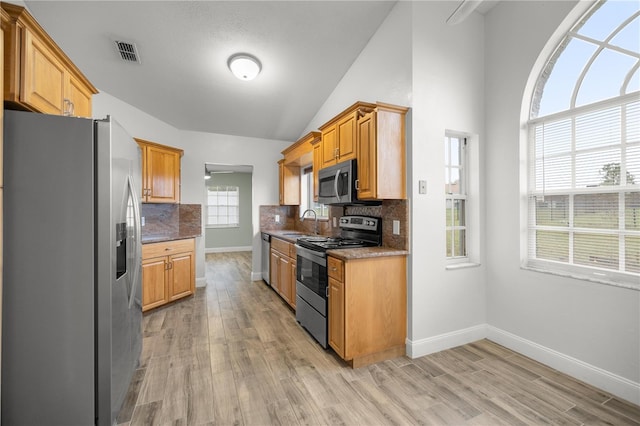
[114,40,141,64]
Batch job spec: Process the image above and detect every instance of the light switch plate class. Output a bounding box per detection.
[275,214,280,223]
[393,220,400,235]
[333,217,337,227]
[419,180,427,194]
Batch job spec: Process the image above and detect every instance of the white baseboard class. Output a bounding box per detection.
[205,246,252,254]
[487,325,640,405]
[406,323,639,405]
[406,324,488,358]
[196,277,206,288]
[250,271,263,281]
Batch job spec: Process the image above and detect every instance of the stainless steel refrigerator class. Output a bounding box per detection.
[2,110,143,425]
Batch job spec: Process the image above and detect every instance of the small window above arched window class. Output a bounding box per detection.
[531,0,640,119]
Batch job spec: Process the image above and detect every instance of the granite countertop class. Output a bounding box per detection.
[142,231,201,244]
[327,246,409,261]
[262,229,408,260]
[262,229,315,244]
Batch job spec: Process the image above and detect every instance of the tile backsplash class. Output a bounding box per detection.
[142,203,202,237]
[259,199,409,251]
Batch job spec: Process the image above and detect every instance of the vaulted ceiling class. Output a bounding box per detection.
[24,1,398,142]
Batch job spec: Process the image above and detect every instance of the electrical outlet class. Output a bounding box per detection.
[141,216,145,226]
[275,214,280,223]
[332,217,337,227]
[393,220,400,235]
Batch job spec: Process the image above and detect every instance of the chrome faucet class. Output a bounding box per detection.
[301,209,318,235]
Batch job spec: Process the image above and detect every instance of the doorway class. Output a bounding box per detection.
[204,163,253,253]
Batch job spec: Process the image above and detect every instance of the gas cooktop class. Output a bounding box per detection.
[295,215,381,252]
[296,236,374,251]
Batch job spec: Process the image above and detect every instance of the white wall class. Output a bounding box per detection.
[302,0,488,356]
[408,1,487,354]
[485,0,640,403]
[93,92,290,285]
[179,130,289,280]
[300,1,412,135]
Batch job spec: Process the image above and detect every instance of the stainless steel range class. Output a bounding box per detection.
[295,215,381,348]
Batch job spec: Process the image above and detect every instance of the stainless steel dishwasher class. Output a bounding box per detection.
[261,232,271,285]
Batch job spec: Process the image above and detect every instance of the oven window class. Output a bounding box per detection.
[296,254,327,298]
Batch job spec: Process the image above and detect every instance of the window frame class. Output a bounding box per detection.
[299,166,329,219]
[526,97,639,287]
[206,185,240,229]
[445,132,470,262]
[523,0,640,288]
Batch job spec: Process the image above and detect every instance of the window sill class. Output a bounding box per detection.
[522,265,640,291]
[446,262,481,270]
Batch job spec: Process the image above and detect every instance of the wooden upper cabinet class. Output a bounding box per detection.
[356,102,408,200]
[319,106,360,168]
[135,138,183,204]
[278,131,320,206]
[1,3,98,117]
[278,159,300,206]
[312,139,322,201]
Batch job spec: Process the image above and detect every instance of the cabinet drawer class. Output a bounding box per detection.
[328,256,344,281]
[142,238,195,260]
[271,237,292,257]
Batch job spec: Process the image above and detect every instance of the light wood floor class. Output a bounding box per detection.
[117,251,640,425]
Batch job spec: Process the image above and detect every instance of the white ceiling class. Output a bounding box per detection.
[23,0,398,142]
[23,1,498,142]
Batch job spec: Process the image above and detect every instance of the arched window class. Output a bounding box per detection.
[526,0,639,287]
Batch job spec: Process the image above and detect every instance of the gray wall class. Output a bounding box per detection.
[205,172,253,250]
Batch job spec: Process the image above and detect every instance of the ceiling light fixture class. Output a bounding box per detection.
[446,0,483,25]
[228,53,261,81]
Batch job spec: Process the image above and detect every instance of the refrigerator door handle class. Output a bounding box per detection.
[127,174,142,309]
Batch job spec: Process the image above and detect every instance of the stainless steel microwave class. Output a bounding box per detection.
[318,159,358,205]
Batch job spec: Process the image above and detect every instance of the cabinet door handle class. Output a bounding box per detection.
[63,98,74,116]
[331,267,337,271]
[326,286,329,298]
[355,179,359,191]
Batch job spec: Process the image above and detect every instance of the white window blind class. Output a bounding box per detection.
[527,99,640,285]
[207,186,239,228]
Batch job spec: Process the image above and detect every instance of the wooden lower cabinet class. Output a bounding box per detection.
[142,238,195,312]
[327,254,407,368]
[328,276,345,357]
[269,237,296,309]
